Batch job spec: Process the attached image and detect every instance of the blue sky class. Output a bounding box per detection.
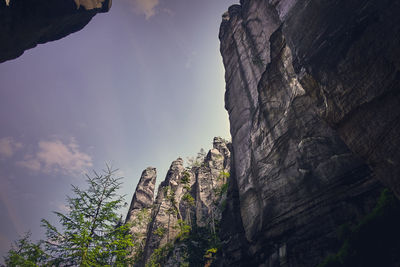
[0,0,237,257]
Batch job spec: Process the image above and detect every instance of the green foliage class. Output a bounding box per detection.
[185,148,207,168]
[217,171,230,181]
[318,189,400,267]
[220,182,229,195]
[132,248,144,266]
[214,181,229,197]
[181,225,221,267]
[174,220,191,241]
[204,247,218,267]
[146,217,221,266]
[164,186,178,216]
[4,166,135,266]
[204,247,218,258]
[215,171,230,197]
[153,227,167,238]
[147,220,191,266]
[40,166,134,266]
[146,242,174,267]
[182,193,195,206]
[3,232,47,266]
[181,171,191,184]
[167,207,178,215]
[164,186,176,204]
[137,208,150,224]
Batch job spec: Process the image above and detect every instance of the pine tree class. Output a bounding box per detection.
[3,232,47,266]
[40,165,134,266]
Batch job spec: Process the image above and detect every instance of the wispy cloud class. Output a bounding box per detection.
[0,137,22,159]
[16,156,41,172]
[130,0,160,19]
[17,139,93,176]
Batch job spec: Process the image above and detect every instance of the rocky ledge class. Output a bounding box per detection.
[0,0,111,63]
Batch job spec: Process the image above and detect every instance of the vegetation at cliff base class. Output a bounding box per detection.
[3,232,46,267]
[318,189,400,267]
[3,166,134,266]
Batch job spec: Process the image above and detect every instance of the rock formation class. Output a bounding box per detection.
[126,2,399,265]
[126,167,157,264]
[0,0,111,63]
[127,137,231,266]
[218,0,399,266]
[280,0,400,198]
[3,0,398,265]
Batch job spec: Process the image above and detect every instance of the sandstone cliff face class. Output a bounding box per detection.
[218,0,395,266]
[142,158,189,263]
[126,167,157,263]
[127,137,231,266]
[0,0,111,63]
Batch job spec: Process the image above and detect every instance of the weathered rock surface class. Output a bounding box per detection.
[218,0,394,266]
[281,0,400,198]
[125,167,157,264]
[142,158,189,263]
[129,137,231,266]
[122,1,399,266]
[0,0,111,63]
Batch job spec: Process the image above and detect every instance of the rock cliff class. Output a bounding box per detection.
[124,1,399,265]
[0,0,111,63]
[218,0,399,266]
[126,137,231,266]
[126,167,157,264]
[280,0,400,198]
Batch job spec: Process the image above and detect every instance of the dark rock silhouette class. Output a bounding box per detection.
[0,0,111,63]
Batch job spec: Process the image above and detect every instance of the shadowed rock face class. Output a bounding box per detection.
[218,0,397,265]
[281,0,400,198]
[0,0,111,63]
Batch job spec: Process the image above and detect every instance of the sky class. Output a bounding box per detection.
[0,0,237,258]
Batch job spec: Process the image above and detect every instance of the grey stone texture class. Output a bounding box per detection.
[218,0,397,265]
[125,167,157,264]
[133,138,231,265]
